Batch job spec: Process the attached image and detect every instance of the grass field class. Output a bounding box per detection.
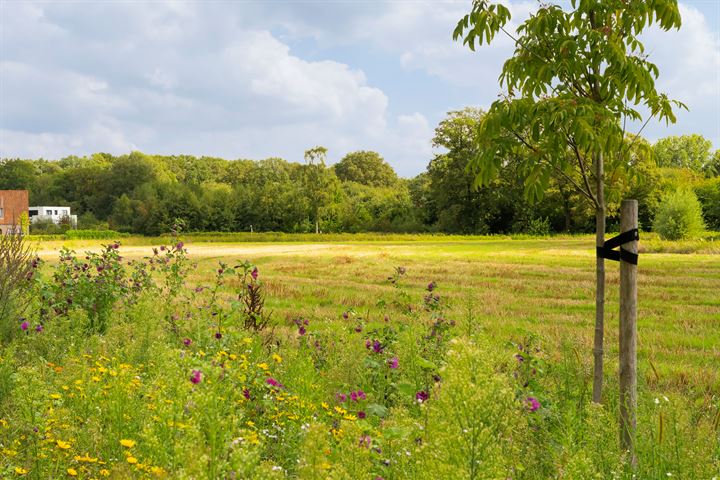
[2,235,719,478]
[33,235,720,392]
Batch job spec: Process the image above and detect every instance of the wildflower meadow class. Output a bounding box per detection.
[0,233,718,479]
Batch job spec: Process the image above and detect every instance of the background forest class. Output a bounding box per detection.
[1,109,718,236]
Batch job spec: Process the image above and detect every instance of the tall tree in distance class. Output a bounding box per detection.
[454,0,685,403]
[334,151,398,187]
[303,146,332,234]
[653,134,713,172]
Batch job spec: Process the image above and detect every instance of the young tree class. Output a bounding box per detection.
[454,0,684,402]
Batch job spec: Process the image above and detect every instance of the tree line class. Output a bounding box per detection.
[1,109,718,236]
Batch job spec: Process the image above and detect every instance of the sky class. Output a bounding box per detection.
[1,0,718,177]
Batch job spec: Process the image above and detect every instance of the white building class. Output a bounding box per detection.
[29,206,77,227]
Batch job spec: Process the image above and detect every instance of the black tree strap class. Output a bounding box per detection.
[597,228,639,265]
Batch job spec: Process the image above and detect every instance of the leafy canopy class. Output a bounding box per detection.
[454,0,685,204]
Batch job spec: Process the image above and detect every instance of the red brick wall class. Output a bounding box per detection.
[0,190,29,232]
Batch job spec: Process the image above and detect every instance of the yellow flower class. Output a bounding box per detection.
[14,467,28,475]
[272,354,282,363]
[257,363,269,370]
[56,440,71,450]
[50,393,62,400]
[99,469,110,477]
[150,465,166,476]
[67,468,78,476]
[127,456,138,464]
[243,337,253,344]
[120,439,136,448]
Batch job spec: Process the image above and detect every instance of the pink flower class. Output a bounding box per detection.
[183,338,192,346]
[20,321,28,331]
[266,378,282,388]
[175,241,184,251]
[358,435,372,448]
[415,390,429,403]
[35,324,44,333]
[388,357,399,369]
[336,393,347,403]
[190,370,202,384]
[526,397,541,412]
[251,267,259,280]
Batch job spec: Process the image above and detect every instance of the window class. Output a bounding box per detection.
[0,207,3,219]
[29,210,38,216]
[46,210,52,215]
[54,210,58,215]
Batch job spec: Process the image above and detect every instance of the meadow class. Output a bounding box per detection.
[1,234,718,479]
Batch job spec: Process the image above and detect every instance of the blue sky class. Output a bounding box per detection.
[1,0,718,176]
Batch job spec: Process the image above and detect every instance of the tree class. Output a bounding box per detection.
[653,134,712,172]
[303,146,335,234]
[454,0,684,403]
[334,151,398,187]
[704,150,720,177]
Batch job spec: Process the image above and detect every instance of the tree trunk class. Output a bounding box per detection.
[315,219,319,234]
[592,152,606,403]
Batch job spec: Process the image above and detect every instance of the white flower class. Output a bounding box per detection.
[666,473,672,477]
[663,395,669,402]
[654,398,660,405]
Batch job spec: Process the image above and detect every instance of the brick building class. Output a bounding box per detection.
[0,190,29,234]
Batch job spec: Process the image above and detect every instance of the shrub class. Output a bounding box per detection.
[0,232,37,341]
[652,190,705,240]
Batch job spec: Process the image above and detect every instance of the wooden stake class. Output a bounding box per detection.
[619,199,638,467]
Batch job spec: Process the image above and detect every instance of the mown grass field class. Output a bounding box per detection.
[34,235,720,393]
[2,235,718,479]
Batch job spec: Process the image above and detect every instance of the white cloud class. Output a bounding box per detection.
[0,0,717,177]
[639,3,720,145]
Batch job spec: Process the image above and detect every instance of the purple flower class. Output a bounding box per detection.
[342,311,349,320]
[243,388,251,400]
[372,340,383,354]
[357,411,366,419]
[526,397,541,412]
[354,325,362,333]
[215,332,222,339]
[350,390,365,402]
[251,267,259,280]
[266,377,282,388]
[190,370,202,384]
[388,357,399,369]
[20,321,28,331]
[160,245,166,252]
[336,393,347,403]
[427,281,437,292]
[358,435,372,448]
[514,353,524,363]
[35,324,44,333]
[183,338,192,346]
[175,241,184,251]
[298,325,306,336]
[365,339,371,349]
[415,390,429,403]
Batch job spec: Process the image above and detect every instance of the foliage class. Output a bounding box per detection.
[334,151,398,187]
[653,189,705,240]
[453,0,683,204]
[694,177,720,230]
[653,134,713,173]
